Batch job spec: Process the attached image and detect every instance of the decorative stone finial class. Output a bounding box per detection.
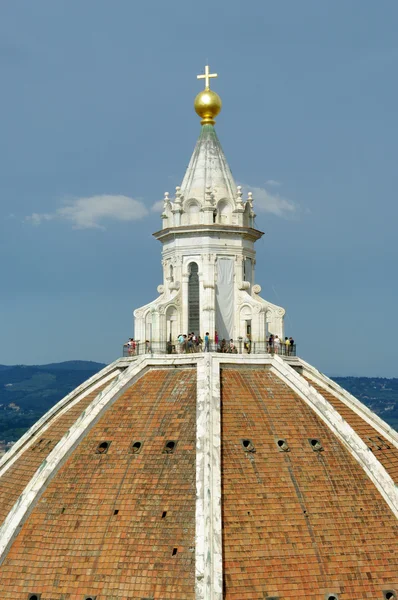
[236,186,243,206]
[247,191,254,207]
[174,186,182,205]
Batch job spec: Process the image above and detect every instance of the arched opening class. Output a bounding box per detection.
[240,305,252,340]
[186,200,201,224]
[217,200,232,224]
[188,262,200,335]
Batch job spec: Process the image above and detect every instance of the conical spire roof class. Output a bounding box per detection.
[179,124,237,203]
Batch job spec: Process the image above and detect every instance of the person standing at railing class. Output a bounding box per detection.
[124,338,136,356]
[289,337,295,355]
[229,339,238,354]
[284,337,290,356]
[204,332,210,352]
[187,333,193,353]
[267,334,274,354]
[274,335,280,354]
[215,330,219,350]
[177,333,184,353]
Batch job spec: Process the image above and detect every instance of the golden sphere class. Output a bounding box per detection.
[194,89,222,124]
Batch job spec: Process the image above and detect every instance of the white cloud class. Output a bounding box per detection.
[265,179,281,187]
[241,184,297,218]
[26,195,148,230]
[151,200,164,213]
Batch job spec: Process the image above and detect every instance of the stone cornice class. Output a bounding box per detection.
[153,224,264,243]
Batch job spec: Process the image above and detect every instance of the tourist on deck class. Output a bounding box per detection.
[267,334,274,354]
[229,339,238,354]
[289,337,295,354]
[187,333,194,353]
[215,330,219,350]
[124,338,136,356]
[244,333,251,354]
[145,340,151,353]
[177,334,184,353]
[285,337,290,355]
[204,332,210,352]
[196,335,203,351]
[274,335,280,354]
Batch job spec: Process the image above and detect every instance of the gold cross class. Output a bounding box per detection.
[197,65,218,90]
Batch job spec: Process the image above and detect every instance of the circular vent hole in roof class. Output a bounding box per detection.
[164,440,177,453]
[276,439,289,452]
[241,439,255,452]
[131,441,142,454]
[28,595,41,600]
[309,438,323,452]
[96,441,111,454]
[384,592,397,600]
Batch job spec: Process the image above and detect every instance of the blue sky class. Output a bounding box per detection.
[1,1,397,376]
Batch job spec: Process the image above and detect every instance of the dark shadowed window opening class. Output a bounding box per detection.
[188,262,200,335]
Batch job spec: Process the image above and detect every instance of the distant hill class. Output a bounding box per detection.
[0,362,397,444]
[333,376,398,431]
[0,360,106,372]
[0,360,106,442]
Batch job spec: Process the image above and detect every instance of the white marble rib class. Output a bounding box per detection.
[0,359,126,478]
[195,354,223,600]
[270,355,398,519]
[299,358,398,449]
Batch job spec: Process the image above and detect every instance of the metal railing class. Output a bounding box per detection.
[123,340,296,357]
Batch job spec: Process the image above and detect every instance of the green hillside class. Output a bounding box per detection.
[0,361,106,442]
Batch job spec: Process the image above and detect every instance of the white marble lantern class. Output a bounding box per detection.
[134,68,285,345]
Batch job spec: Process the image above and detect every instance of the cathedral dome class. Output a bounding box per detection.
[0,66,398,600]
